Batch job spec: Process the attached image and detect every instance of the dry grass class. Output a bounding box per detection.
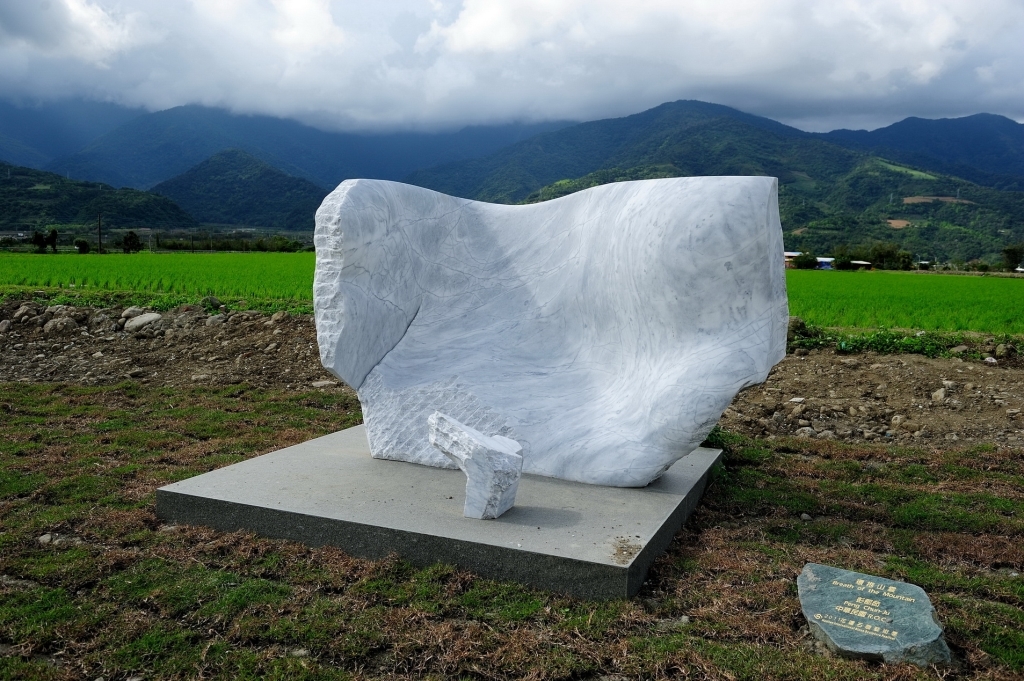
[1,382,1022,679]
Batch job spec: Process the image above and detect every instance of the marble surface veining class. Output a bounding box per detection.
[314,177,788,486]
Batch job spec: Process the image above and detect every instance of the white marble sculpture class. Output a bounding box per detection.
[314,176,788,487]
[428,412,523,519]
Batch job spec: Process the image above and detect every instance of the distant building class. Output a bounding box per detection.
[816,257,835,270]
[784,251,802,268]
[850,260,872,268]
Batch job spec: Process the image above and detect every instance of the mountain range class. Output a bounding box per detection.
[406,101,1024,262]
[20,104,570,190]
[819,114,1024,192]
[406,100,854,203]
[2,97,1023,262]
[407,101,1024,201]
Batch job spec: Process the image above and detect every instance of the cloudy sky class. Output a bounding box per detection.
[0,0,1021,132]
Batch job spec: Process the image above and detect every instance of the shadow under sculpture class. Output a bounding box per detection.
[314,177,788,515]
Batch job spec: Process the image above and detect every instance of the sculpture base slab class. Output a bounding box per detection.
[156,426,721,599]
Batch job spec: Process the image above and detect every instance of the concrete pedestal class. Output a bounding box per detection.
[156,426,721,599]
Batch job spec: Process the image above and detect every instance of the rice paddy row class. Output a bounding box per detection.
[2,253,1023,334]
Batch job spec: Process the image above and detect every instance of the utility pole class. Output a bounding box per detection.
[97,212,102,254]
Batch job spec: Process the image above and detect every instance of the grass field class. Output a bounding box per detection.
[3,253,1024,335]
[788,270,1024,334]
[0,252,315,303]
[1,383,1021,679]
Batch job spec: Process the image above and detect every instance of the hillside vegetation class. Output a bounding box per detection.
[780,158,1024,262]
[408,101,1024,263]
[0,162,196,232]
[524,157,1024,263]
[8,97,1024,260]
[152,150,328,231]
[819,113,1024,191]
[406,100,830,203]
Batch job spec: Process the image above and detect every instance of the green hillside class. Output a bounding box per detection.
[408,100,1024,263]
[521,157,1024,263]
[406,100,827,203]
[818,113,1024,191]
[0,161,196,231]
[780,159,1024,262]
[152,149,328,230]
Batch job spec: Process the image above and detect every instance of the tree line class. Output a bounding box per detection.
[0,230,308,254]
[791,242,1024,272]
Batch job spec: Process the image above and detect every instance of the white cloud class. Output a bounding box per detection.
[0,0,1021,130]
[0,0,152,65]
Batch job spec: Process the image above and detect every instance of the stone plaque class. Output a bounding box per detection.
[798,563,951,666]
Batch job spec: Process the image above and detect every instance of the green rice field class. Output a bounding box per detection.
[2,253,1024,334]
[786,269,1024,334]
[0,252,315,302]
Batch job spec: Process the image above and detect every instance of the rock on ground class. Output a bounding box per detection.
[123,312,162,333]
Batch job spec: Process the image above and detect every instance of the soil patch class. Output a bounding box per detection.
[724,351,1024,448]
[903,196,974,205]
[0,299,342,392]
[4,300,1022,448]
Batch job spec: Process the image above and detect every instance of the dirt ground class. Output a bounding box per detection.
[1,299,1022,447]
[0,299,336,391]
[727,351,1024,447]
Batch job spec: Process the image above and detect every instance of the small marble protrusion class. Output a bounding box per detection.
[428,412,523,519]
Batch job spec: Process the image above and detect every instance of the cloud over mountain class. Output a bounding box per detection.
[1,0,1022,132]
